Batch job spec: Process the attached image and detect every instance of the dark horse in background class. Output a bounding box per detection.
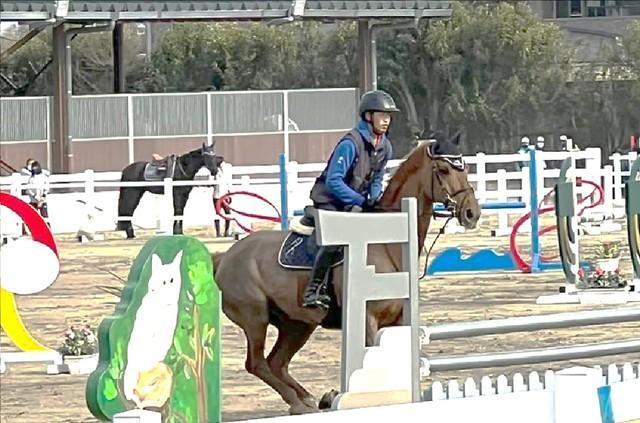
[117,143,222,238]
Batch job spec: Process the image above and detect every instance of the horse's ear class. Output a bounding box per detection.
[450,131,462,146]
[211,139,217,148]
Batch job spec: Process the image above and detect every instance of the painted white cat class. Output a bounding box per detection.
[123,250,183,407]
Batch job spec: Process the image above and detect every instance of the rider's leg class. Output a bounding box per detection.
[298,205,315,227]
[39,202,50,227]
[222,202,232,237]
[302,245,342,309]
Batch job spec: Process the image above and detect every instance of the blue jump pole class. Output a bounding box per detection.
[278,153,289,230]
[529,147,541,273]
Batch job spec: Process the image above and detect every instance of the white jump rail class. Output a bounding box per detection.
[0,147,629,238]
[304,194,639,422]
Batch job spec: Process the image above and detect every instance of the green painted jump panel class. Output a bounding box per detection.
[86,235,221,423]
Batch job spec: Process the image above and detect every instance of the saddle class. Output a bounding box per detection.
[277,206,344,270]
[278,207,344,329]
[143,155,176,181]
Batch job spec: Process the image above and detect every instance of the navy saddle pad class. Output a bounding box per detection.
[278,232,344,270]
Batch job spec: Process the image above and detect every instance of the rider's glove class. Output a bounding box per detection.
[364,196,377,211]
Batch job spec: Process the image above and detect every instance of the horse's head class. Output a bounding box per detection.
[424,132,480,229]
[201,142,222,176]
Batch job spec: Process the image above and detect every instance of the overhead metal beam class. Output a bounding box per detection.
[358,18,423,94]
[51,23,69,174]
[51,21,114,174]
[113,22,125,93]
[0,72,18,90]
[0,23,49,62]
[357,20,374,95]
[1,1,453,22]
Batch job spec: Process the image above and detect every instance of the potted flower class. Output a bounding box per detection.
[577,267,628,289]
[57,324,99,375]
[594,241,621,272]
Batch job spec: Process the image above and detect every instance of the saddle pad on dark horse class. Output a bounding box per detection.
[143,163,167,181]
[277,232,344,270]
[143,160,175,181]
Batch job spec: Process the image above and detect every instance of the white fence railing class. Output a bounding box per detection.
[0,148,637,238]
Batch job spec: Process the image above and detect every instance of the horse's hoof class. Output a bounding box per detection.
[289,403,318,415]
[318,389,340,410]
[301,395,318,410]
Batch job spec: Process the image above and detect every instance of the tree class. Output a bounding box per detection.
[619,19,640,82]
[377,2,575,154]
[1,24,145,96]
[0,26,52,96]
[132,21,359,92]
[565,19,640,154]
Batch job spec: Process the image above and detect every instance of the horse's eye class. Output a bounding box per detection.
[438,166,450,175]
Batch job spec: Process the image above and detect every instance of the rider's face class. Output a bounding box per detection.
[367,112,392,135]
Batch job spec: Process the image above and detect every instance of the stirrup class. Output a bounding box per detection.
[302,283,330,309]
[302,296,330,309]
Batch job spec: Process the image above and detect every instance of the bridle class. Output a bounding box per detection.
[419,144,475,279]
[174,147,218,178]
[426,143,474,218]
[201,146,220,176]
[373,145,474,216]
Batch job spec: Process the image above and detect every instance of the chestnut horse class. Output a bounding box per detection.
[212,135,480,414]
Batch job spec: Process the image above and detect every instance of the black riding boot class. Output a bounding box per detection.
[302,246,335,309]
[125,227,135,239]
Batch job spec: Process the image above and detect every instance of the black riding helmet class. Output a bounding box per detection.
[358,90,400,118]
[30,161,42,175]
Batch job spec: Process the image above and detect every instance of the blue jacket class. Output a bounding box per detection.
[311,119,392,209]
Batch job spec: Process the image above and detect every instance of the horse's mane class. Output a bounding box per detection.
[185,147,203,157]
[381,142,429,205]
[180,145,212,161]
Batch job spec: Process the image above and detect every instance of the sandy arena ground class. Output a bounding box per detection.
[1,218,638,422]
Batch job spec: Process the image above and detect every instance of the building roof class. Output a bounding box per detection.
[0,1,452,22]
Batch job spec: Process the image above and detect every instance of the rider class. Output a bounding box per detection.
[26,160,50,223]
[21,158,35,177]
[301,90,399,309]
[516,137,529,171]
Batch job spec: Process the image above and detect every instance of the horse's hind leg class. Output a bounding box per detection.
[267,319,318,410]
[117,187,144,239]
[230,304,317,415]
[172,187,189,234]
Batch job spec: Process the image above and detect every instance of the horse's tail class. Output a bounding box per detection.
[212,252,225,276]
[116,162,142,231]
[116,183,130,230]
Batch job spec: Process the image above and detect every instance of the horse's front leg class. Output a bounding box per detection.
[365,311,379,347]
